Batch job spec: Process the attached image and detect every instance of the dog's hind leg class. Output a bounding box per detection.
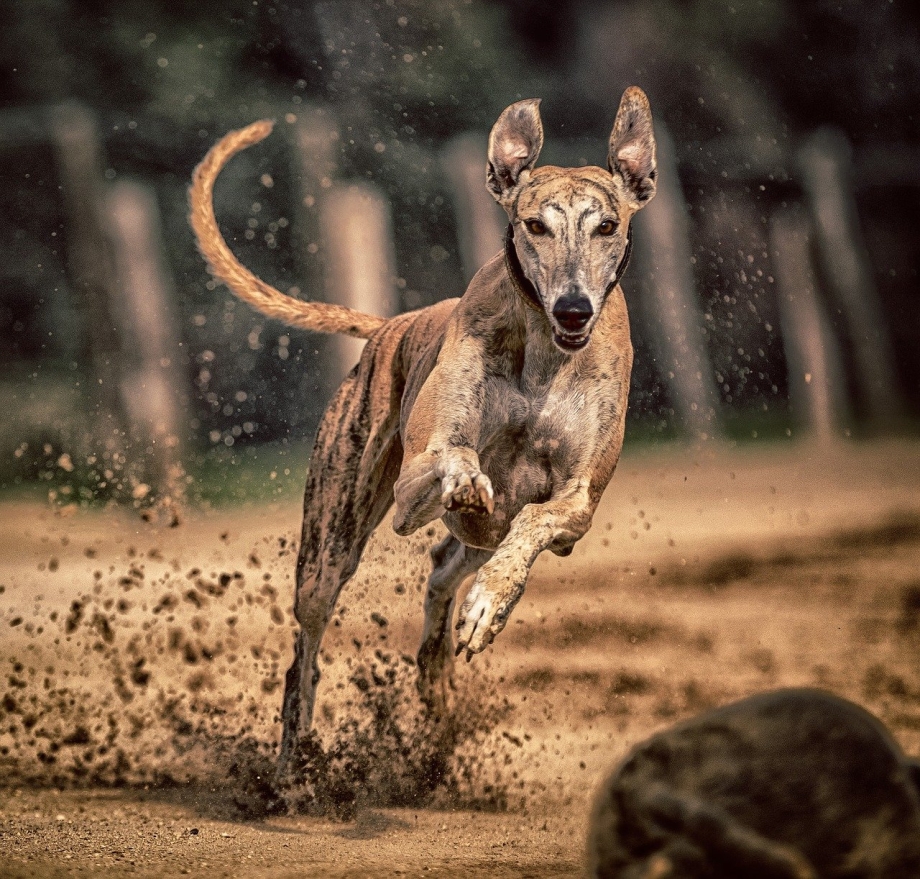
[416,534,492,713]
[277,325,407,782]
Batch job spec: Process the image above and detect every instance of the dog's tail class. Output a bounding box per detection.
[189,120,388,339]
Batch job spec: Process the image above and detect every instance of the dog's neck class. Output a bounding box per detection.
[502,225,543,313]
[502,222,634,313]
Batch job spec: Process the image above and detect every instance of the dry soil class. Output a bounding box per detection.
[2,438,920,878]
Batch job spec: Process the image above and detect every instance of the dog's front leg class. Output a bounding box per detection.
[454,483,594,658]
[392,327,495,536]
[393,446,495,535]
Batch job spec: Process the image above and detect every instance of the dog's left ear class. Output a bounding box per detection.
[487,99,544,200]
[609,87,657,206]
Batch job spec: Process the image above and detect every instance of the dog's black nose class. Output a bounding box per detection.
[552,294,593,332]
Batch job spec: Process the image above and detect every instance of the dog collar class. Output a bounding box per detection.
[503,222,634,312]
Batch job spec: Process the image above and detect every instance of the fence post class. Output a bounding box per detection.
[48,101,128,455]
[289,110,344,407]
[632,123,721,439]
[797,128,903,428]
[106,179,187,513]
[318,182,399,379]
[292,110,339,291]
[770,206,850,441]
[442,133,507,281]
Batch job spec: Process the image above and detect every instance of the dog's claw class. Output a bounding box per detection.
[478,478,495,515]
[455,580,510,657]
[441,470,494,515]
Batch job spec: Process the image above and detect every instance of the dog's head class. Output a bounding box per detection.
[486,87,656,353]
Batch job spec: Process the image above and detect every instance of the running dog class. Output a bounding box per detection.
[588,688,920,878]
[189,87,657,777]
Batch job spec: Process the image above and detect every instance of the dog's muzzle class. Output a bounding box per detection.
[551,293,593,351]
[504,223,634,354]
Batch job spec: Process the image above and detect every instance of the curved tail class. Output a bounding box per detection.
[189,120,387,339]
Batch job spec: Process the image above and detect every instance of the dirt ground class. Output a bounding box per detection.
[3,438,920,878]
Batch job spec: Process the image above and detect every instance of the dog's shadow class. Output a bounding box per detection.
[336,809,413,840]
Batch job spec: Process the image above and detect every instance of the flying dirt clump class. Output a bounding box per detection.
[0,542,517,820]
[280,651,514,820]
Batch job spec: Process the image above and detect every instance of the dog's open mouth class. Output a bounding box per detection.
[553,331,591,352]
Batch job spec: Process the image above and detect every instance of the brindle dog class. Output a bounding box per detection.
[189,87,657,777]
[588,689,920,878]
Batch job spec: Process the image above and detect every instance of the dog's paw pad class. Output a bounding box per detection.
[441,471,494,514]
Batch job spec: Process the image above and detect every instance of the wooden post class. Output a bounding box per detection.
[289,110,343,405]
[318,182,399,379]
[49,101,185,515]
[48,102,128,452]
[631,123,721,439]
[292,110,339,291]
[797,128,903,428]
[106,179,187,512]
[770,206,850,441]
[441,133,507,281]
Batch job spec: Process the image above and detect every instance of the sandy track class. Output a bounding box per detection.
[2,438,920,877]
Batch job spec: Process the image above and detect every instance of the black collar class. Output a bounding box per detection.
[503,222,634,312]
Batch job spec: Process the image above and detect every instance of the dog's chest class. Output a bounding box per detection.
[445,364,609,549]
[485,376,586,476]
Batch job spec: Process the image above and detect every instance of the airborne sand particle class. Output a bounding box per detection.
[0,541,517,822]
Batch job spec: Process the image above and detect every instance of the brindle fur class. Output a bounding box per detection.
[588,689,920,878]
[189,87,658,778]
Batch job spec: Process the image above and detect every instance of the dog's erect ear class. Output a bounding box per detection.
[609,87,657,206]
[487,99,543,200]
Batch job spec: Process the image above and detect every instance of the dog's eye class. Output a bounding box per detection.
[525,219,547,236]
[597,219,618,236]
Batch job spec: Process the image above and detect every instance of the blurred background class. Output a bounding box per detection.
[1,0,918,512]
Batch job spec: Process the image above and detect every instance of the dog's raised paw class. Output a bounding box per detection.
[440,470,495,515]
[454,580,507,659]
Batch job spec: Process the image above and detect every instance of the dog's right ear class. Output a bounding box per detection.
[486,99,543,200]
[609,86,657,206]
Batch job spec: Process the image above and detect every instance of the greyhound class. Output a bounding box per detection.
[189,86,657,778]
[588,688,920,878]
